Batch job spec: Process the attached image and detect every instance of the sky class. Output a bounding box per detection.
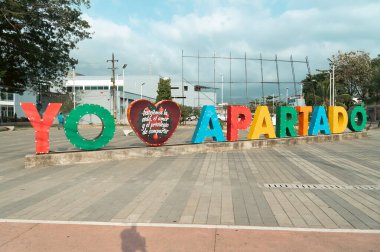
[71,0,380,103]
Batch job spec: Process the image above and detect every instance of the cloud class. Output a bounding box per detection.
[72,1,380,102]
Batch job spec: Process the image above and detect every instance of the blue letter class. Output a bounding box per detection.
[191,105,225,143]
[308,106,331,135]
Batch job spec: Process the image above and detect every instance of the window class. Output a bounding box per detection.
[0,92,14,101]
[75,86,82,91]
[104,86,109,90]
[67,87,73,92]
[90,86,97,90]
[8,106,14,117]
[1,106,6,117]
[85,86,91,90]
[1,105,14,118]
[119,87,123,92]
[7,93,13,101]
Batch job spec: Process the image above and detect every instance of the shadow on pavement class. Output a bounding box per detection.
[120,226,147,252]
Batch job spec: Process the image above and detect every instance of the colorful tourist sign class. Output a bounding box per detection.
[21,101,367,154]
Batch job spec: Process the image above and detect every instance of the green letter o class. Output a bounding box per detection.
[348,105,367,132]
[64,104,115,150]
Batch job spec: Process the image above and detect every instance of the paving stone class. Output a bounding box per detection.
[0,128,379,231]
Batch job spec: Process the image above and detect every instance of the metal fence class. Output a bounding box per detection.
[181,51,311,105]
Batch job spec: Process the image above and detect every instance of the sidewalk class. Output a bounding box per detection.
[1,220,379,252]
[0,128,379,251]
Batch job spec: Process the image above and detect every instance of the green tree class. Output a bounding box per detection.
[368,55,380,122]
[0,0,91,94]
[329,51,373,99]
[156,77,172,102]
[302,73,351,108]
[369,55,380,102]
[192,107,200,118]
[179,104,192,124]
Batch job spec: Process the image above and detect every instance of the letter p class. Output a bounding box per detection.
[227,106,252,141]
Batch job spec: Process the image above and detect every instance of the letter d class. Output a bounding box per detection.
[328,106,348,134]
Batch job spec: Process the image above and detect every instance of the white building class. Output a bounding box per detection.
[0,74,217,124]
[0,90,36,122]
[65,75,216,123]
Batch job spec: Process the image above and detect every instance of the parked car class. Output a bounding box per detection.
[186,115,197,121]
[217,114,227,122]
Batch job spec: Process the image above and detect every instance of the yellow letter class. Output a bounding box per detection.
[328,106,348,134]
[248,106,276,139]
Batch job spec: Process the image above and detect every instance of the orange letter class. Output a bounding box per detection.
[247,106,275,139]
[296,106,312,136]
[227,106,252,141]
[21,103,62,154]
[328,106,348,134]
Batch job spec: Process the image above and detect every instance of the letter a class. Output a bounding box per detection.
[308,106,331,135]
[247,106,275,140]
[192,105,225,143]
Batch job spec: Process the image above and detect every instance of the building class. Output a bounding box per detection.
[0,90,36,122]
[65,75,217,123]
[169,80,217,108]
[65,75,157,123]
[1,73,217,125]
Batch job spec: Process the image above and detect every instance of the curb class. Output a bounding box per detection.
[25,131,367,168]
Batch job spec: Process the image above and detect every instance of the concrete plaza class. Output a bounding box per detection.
[0,126,379,251]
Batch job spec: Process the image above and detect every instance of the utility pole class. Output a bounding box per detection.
[220,73,224,105]
[122,64,127,123]
[107,53,118,119]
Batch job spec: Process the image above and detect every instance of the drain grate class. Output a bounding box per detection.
[264,183,380,190]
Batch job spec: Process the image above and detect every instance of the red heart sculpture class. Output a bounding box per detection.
[127,99,181,146]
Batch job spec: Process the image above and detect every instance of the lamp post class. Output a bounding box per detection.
[72,67,76,109]
[329,71,332,106]
[140,82,146,99]
[327,59,336,106]
[122,64,127,123]
[332,64,335,106]
[220,73,224,105]
[286,88,288,105]
[316,68,333,106]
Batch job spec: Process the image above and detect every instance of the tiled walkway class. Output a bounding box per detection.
[0,127,379,251]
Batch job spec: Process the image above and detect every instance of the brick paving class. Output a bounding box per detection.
[0,126,379,228]
[0,126,379,251]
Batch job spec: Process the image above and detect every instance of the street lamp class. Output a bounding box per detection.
[220,73,224,105]
[332,64,335,106]
[72,67,76,109]
[122,64,127,123]
[316,69,333,106]
[286,88,288,105]
[327,59,336,106]
[140,82,146,99]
